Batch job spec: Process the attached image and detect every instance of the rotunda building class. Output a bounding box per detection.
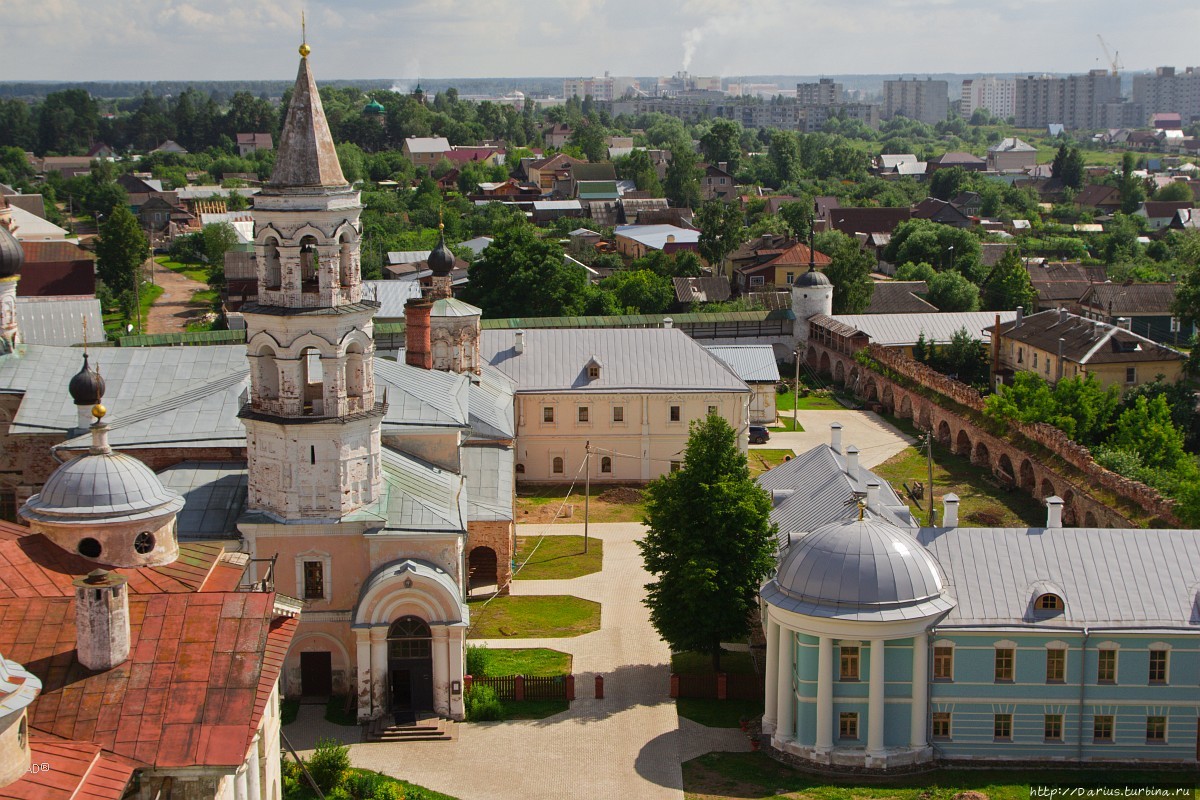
[761,516,956,769]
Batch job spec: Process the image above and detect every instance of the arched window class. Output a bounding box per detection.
[344,342,366,400]
[256,344,280,400]
[301,347,324,415]
[263,237,282,289]
[299,235,319,290]
[388,615,432,660]
[515,463,525,474]
[552,457,564,474]
[1035,593,1063,611]
[339,233,354,287]
[601,456,612,473]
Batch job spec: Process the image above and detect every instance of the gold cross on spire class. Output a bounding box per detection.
[81,315,88,355]
[299,10,311,57]
[438,207,445,232]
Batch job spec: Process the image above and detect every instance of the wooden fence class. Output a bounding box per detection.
[466,674,573,701]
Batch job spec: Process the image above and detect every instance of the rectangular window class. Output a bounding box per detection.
[613,406,624,423]
[578,406,589,423]
[1033,352,1038,368]
[994,713,1013,741]
[543,406,555,423]
[1149,650,1168,684]
[1126,366,1136,383]
[786,272,795,285]
[994,648,1015,682]
[1097,649,1117,684]
[839,712,858,739]
[931,712,951,740]
[670,460,682,473]
[670,405,681,422]
[1170,316,1181,333]
[1147,715,1167,743]
[707,405,718,416]
[1044,714,1064,741]
[933,646,954,681]
[1093,714,1114,743]
[749,276,765,286]
[1046,649,1066,683]
[1017,348,1024,364]
[839,646,860,681]
[303,561,324,600]
[0,489,15,523]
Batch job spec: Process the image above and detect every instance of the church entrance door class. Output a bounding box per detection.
[387,616,434,713]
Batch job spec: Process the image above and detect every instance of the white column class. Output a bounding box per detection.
[234,767,248,800]
[370,627,389,717]
[763,617,780,732]
[910,630,929,748]
[867,639,886,756]
[431,626,449,716]
[448,629,465,720]
[815,636,834,753]
[246,734,262,800]
[776,628,794,741]
[355,628,371,720]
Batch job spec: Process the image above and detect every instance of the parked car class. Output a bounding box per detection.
[749,425,770,444]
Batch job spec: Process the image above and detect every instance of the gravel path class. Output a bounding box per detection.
[143,258,210,334]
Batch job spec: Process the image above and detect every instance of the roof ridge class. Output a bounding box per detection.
[84,369,249,433]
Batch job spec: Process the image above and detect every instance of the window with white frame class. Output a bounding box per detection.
[578,406,590,423]
[543,406,555,423]
[1149,648,1168,684]
[296,551,332,602]
[613,406,625,423]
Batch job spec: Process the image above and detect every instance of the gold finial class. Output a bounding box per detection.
[81,315,88,356]
[857,499,866,521]
[299,10,310,57]
[92,404,106,421]
[438,208,445,232]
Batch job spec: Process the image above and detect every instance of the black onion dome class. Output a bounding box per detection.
[0,220,22,278]
[68,354,105,406]
[428,232,456,277]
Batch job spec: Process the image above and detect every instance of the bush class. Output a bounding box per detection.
[371,782,404,800]
[465,644,493,677]
[343,772,381,800]
[464,683,504,721]
[281,758,304,800]
[307,738,351,793]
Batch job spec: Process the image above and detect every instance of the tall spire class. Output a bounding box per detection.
[268,46,347,189]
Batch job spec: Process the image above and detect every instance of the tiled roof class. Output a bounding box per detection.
[988,309,1185,365]
[673,276,731,304]
[863,281,937,314]
[1077,282,1177,315]
[0,592,296,769]
[17,241,91,263]
[0,735,138,800]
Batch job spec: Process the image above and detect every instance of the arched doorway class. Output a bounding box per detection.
[936,420,951,447]
[469,546,498,593]
[956,429,972,457]
[388,616,434,715]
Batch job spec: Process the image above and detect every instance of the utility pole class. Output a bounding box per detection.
[583,441,591,554]
[793,349,801,430]
[926,432,936,527]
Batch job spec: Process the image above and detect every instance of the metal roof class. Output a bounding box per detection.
[346,447,467,532]
[704,345,780,383]
[362,279,422,320]
[14,297,105,347]
[614,224,700,250]
[480,309,790,329]
[158,460,248,539]
[828,310,1018,346]
[479,328,749,394]
[464,445,514,522]
[375,357,470,429]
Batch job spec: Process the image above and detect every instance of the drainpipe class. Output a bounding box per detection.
[1076,627,1089,764]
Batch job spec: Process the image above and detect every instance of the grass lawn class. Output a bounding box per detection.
[672,650,756,676]
[516,483,645,524]
[289,768,459,800]
[677,698,762,729]
[473,647,572,677]
[467,595,600,639]
[102,282,164,337]
[747,449,795,478]
[775,390,843,412]
[682,752,1194,800]
[500,699,569,719]
[872,418,1046,528]
[767,416,803,432]
[156,256,209,283]
[514,535,603,580]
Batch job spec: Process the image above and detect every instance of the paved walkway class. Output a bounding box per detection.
[287,523,749,800]
[752,408,915,469]
[143,258,210,334]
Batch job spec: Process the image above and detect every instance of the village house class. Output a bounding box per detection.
[402,136,453,170]
[701,162,736,201]
[613,223,700,259]
[1077,282,1190,344]
[986,137,1038,172]
[733,241,832,293]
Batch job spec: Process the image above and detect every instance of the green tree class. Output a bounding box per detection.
[1118,151,1146,214]
[1050,144,1084,190]
[616,148,662,195]
[698,119,742,174]
[696,201,744,269]
[637,412,776,673]
[94,205,148,299]
[982,249,1037,311]
[1153,181,1194,202]
[461,225,587,317]
[1111,395,1187,470]
[599,269,674,313]
[664,146,702,209]
[894,261,937,282]
[568,115,607,163]
[929,166,973,201]
[776,199,813,241]
[767,130,801,186]
[197,222,239,294]
[927,270,980,311]
[814,230,875,313]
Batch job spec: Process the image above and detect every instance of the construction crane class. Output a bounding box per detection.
[1097,34,1123,76]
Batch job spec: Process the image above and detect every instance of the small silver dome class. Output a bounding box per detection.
[22,448,184,524]
[768,518,953,620]
[794,268,831,288]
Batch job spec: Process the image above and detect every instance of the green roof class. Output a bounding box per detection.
[119,330,247,347]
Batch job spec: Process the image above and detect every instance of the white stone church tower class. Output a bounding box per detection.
[240,42,384,521]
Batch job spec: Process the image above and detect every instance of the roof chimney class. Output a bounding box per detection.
[404,297,433,370]
[772,489,795,507]
[830,422,843,454]
[942,493,959,528]
[1015,306,1023,327]
[865,481,880,513]
[845,445,859,481]
[514,330,525,354]
[663,317,673,329]
[1117,316,1131,330]
[1058,307,1068,324]
[1045,495,1064,529]
[72,569,130,671]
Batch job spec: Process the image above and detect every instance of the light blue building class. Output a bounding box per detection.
[761,494,1200,768]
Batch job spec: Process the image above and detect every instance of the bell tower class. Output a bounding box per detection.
[239,40,385,522]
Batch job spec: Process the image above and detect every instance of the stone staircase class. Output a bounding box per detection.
[365,714,455,743]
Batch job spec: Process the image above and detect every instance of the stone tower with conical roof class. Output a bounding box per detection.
[239,42,384,521]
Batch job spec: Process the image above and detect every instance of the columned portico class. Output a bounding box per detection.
[775,628,794,741]
[762,617,780,734]
[866,639,886,761]
[910,630,929,748]
[814,636,833,753]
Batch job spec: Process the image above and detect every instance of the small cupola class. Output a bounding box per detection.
[68,354,106,430]
[0,650,42,787]
[72,569,131,671]
[585,356,603,381]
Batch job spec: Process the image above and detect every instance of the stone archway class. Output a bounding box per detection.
[898,394,913,420]
[955,429,972,457]
[819,352,831,377]
[1019,459,1036,494]
[806,346,819,370]
[1084,510,1099,527]
[917,404,932,431]
[997,454,1015,486]
[862,379,878,402]
[1040,479,1056,500]
[881,385,895,413]
[936,420,952,447]
[1063,490,1078,526]
[972,440,992,469]
[468,546,498,593]
[833,360,845,385]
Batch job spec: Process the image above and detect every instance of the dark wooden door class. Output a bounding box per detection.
[300,651,333,697]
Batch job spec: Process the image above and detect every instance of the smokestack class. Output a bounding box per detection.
[404,297,433,370]
[1045,496,1064,528]
[845,445,859,481]
[1015,306,1023,327]
[72,569,130,671]
[1117,317,1131,331]
[514,330,525,354]
[830,422,843,454]
[942,493,959,528]
[865,481,880,512]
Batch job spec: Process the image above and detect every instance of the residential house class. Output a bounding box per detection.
[478,327,750,482]
[86,142,116,159]
[531,200,585,225]
[236,133,274,156]
[912,197,973,228]
[734,242,832,293]
[543,123,573,148]
[1074,184,1122,214]
[614,224,701,259]
[569,228,603,254]
[724,233,794,279]
[1135,200,1194,230]
[1077,282,1190,343]
[445,147,500,167]
[863,281,937,314]
[526,153,585,194]
[1024,261,1107,310]
[950,191,983,216]
[826,207,912,237]
[928,151,986,172]
[673,276,732,307]
[402,136,453,169]
[702,162,736,201]
[986,308,1185,390]
[705,344,780,423]
[34,156,92,178]
[874,154,918,175]
[986,137,1037,172]
[436,168,461,193]
[152,140,188,155]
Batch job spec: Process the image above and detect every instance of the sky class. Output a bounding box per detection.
[2,0,1199,82]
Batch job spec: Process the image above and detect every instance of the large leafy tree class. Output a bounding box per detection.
[1111,395,1188,471]
[814,230,875,313]
[599,268,673,313]
[461,224,587,317]
[95,206,148,324]
[698,118,742,174]
[567,114,607,163]
[883,219,983,280]
[696,201,744,268]
[984,372,1120,447]
[616,148,662,195]
[982,249,1037,311]
[1118,151,1146,214]
[1050,144,1084,190]
[638,412,776,672]
[927,270,980,312]
[664,145,702,209]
